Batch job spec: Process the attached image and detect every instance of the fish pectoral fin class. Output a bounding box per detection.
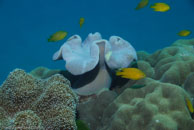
[121,75,131,79]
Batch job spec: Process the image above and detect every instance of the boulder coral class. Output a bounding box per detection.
[0,69,78,130]
[75,39,194,130]
[101,78,194,130]
[78,78,194,130]
[77,89,118,130]
[184,72,194,97]
[53,32,137,96]
[142,39,194,86]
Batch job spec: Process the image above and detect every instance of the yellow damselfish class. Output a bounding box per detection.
[135,0,149,10]
[116,68,146,80]
[79,17,85,28]
[48,31,67,42]
[150,3,170,12]
[177,30,191,37]
[186,97,194,113]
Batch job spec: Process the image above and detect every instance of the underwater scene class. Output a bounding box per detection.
[1,0,194,129]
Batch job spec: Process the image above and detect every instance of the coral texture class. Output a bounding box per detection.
[144,39,194,85]
[136,39,194,99]
[77,89,118,129]
[0,69,78,130]
[78,78,194,130]
[100,78,194,130]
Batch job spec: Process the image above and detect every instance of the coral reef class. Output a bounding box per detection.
[77,39,194,130]
[2,38,194,130]
[0,69,78,130]
[78,78,194,130]
[53,32,137,96]
[77,89,117,129]
[136,39,194,99]
[184,72,194,97]
[142,39,194,85]
[101,78,193,130]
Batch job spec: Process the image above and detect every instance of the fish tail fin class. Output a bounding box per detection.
[116,71,122,76]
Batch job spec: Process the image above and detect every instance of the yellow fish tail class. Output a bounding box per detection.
[116,71,123,76]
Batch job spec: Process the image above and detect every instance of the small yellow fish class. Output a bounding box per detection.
[135,0,149,10]
[186,97,194,113]
[150,3,170,12]
[79,17,85,28]
[116,68,146,80]
[177,30,191,37]
[48,31,67,42]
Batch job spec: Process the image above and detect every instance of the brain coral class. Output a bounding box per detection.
[0,69,78,130]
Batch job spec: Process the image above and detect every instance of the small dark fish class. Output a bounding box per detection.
[130,84,146,89]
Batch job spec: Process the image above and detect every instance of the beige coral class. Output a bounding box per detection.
[0,69,78,130]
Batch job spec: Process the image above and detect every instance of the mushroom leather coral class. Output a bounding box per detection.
[53,32,137,96]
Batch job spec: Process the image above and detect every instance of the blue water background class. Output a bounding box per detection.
[0,0,194,84]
